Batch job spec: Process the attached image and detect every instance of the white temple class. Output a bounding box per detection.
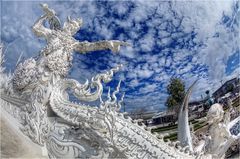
[0,4,239,159]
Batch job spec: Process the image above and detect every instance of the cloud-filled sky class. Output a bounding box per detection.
[1,1,239,112]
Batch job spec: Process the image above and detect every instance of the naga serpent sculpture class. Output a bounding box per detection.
[0,4,239,159]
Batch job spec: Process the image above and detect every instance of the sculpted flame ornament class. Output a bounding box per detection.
[0,4,239,159]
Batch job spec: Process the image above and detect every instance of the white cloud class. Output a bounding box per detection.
[136,69,154,79]
[139,83,158,94]
[173,1,233,39]
[139,33,155,52]
[1,1,239,112]
[120,46,135,59]
[129,79,140,88]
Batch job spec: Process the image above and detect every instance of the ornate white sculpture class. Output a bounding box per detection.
[177,83,240,159]
[0,4,239,159]
[205,104,240,158]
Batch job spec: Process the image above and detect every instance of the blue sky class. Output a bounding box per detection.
[1,1,239,112]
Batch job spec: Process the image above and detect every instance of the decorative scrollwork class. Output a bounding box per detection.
[1,4,239,159]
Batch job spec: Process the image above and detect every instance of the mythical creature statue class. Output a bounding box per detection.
[177,83,240,159]
[12,3,129,91]
[0,4,239,159]
[204,104,240,158]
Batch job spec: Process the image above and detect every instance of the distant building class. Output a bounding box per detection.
[128,111,156,120]
[189,100,206,118]
[213,77,240,100]
[189,100,204,110]
[151,111,175,125]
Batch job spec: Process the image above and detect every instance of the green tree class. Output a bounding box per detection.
[165,78,185,113]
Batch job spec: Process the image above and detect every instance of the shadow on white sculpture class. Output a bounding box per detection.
[0,4,239,159]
